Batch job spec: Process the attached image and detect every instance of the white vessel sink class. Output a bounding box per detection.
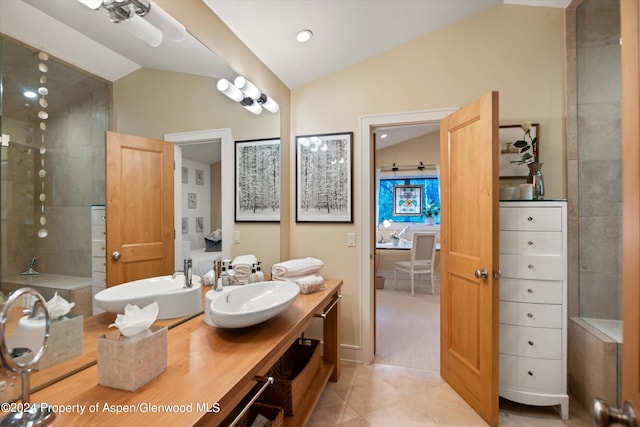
[94,275,202,319]
[207,281,299,328]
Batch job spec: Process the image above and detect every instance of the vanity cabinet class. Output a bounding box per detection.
[498,200,568,419]
[91,205,106,314]
[28,281,342,425]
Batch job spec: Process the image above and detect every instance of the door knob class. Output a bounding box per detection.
[593,398,637,427]
[112,251,121,260]
[474,268,489,279]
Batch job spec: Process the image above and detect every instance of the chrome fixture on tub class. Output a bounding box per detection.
[20,257,39,276]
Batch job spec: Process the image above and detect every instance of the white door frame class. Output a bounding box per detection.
[164,128,234,270]
[359,108,458,364]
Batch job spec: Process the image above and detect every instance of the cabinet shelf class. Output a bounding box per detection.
[283,360,334,427]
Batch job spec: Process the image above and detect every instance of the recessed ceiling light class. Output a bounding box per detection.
[23,90,37,99]
[380,133,388,139]
[296,29,313,43]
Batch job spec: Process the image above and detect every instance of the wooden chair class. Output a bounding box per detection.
[394,232,437,295]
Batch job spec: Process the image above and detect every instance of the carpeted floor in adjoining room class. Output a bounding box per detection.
[374,278,440,372]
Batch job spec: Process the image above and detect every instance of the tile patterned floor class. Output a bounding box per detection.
[308,362,593,426]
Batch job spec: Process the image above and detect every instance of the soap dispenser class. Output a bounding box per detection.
[255,261,265,281]
[227,260,237,286]
[248,264,258,284]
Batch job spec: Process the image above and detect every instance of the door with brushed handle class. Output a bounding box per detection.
[593,398,637,427]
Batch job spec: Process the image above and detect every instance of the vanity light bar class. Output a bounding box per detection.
[217,76,279,114]
[76,0,186,46]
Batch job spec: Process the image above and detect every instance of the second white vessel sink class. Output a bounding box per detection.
[207,281,299,328]
[94,275,202,319]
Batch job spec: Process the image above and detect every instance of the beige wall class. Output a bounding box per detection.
[376,131,440,168]
[290,4,566,349]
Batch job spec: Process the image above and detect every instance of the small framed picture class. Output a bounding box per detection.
[182,166,188,184]
[195,217,203,232]
[196,169,204,186]
[181,217,188,234]
[499,123,539,178]
[188,193,197,209]
[393,185,423,216]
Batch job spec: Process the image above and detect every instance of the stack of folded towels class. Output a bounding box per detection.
[271,257,325,294]
[232,254,258,284]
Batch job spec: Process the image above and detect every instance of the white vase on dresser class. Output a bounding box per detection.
[91,205,107,315]
[498,200,568,420]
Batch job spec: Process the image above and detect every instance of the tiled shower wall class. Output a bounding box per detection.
[0,38,109,278]
[574,0,622,320]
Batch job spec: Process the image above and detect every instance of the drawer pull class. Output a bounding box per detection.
[528,340,534,346]
[528,264,535,269]
[527,371,533,376]
[527,241,534,246]
[527,216,534,221]
[527,313,533,318]
[527,288,533,294]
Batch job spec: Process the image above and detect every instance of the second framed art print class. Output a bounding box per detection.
[296,132,353,223]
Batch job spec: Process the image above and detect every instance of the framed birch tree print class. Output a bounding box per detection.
[296,132,353,223]
[235,138,280,222]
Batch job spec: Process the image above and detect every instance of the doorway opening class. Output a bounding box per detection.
[359,108,458,366]
[164,129,234,270]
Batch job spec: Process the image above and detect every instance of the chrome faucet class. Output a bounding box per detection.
[173,258,193,288]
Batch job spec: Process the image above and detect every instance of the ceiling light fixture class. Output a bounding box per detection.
[23,90,37,99]
[296,29,313,43]
[216,76,280,115]
[76,0,186,47]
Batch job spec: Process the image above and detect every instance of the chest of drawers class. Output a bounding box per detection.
[499,201,568,419]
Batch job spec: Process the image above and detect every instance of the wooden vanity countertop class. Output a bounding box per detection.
[27,279,342,426]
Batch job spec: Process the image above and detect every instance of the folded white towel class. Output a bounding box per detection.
[271,257,323,278]
[232,254,258,275]
[294,275,326,294]
[272,273,321,282]
[202,269,215,286]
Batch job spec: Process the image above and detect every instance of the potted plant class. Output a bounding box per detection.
[389,231,400,246]
[424,199,440,225]
[510,121,537,165]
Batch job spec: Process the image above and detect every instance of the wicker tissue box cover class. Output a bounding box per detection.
[36,314,83,371]
[258,338,321,415]
[97,325,167,391]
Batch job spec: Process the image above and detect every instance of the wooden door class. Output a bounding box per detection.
[439,92,500,426]
[106,131,175,287]
[620,0,640,414]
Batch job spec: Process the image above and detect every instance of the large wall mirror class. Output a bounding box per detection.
[0,0,280,402]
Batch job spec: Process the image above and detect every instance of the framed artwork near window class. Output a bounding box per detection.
[181,217,188,234]
[499,123,539,178]
[393,185,423,216]
[235,138,281,222]
[182,166,188,184]
[296,132,353,223]
[195,216,203,232]
[195,169,204,186]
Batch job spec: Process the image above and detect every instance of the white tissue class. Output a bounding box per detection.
[46,292,75,319]
[109,302,159,337]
